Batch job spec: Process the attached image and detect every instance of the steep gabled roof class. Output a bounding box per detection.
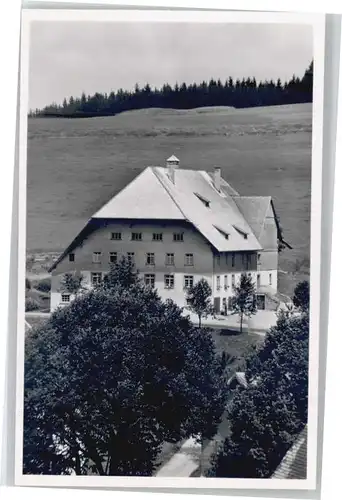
[152,167,261,252]
[235,196,292,249]
[49,164,266,271]
[233,196,271,239]
[93,167,185,220]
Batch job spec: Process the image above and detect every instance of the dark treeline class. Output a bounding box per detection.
[29,62,313,118]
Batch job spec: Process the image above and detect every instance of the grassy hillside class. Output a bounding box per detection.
[26,103,312,295]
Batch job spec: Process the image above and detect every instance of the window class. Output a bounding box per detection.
[131,232,142,241]
[146,253,155,265]
[224,275,228,290]
[216,255,221,266]
[232,253,235,267]
[216,276,221,291]
[269,273,272,285]
[69,253,75,262]
[111,232,122,240]
[61,293,70,303]
[109,252,117,264]
[232,274,235,287]
[257,274,261,287]
[194,192,210,208]
[185,253,194,266]
[152,233,163,241]
[92,252,102,263]
[127,252,135,264]
[247,254,252,269]
[242,254,251,270]
[144,274,155,287]
[233,225,248,239]
[173,232,184,242]
[184,275,194,289]
[258,253,261,263]
[164,274,175,289]
[166,253,175,266]
[91,272,102,286]
[214,225,229,240]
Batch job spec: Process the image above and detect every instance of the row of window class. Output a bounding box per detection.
[70,251,262,269]
[60,272,273,304]
[60,272,194,302]
[215,272,272,290]
[69,251,194,266]
[110,231,184,242]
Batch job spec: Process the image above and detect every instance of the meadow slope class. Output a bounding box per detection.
[26,103,312,295]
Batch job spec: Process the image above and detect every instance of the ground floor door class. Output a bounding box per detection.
[256,294,266,310]
[214,297,221,313]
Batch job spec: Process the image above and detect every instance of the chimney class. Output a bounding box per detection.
[214,167,221,191]
[166,155,180,184]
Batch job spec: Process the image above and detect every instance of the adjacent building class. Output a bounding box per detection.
[49,155,290,312]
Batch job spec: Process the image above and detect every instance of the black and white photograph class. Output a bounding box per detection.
[16,9,325,489]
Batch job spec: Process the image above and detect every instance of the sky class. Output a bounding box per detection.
[28,21,312,110]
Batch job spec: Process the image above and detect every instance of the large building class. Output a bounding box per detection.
[49,155,290,312]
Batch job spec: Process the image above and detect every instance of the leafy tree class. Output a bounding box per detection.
[60,271,85,296]
[24,262,226,475]
[96,256,140,293]
[231,273,257,333]
[293,280,310,313]
[36,278,51,293]
[209,311,309,478]
[186,278,212,328]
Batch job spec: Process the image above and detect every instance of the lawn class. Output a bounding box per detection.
[210,327,265,376]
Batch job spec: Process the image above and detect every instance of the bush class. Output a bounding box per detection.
[25,297,40,312]
[35,278,51,293]
[293,280,309,313]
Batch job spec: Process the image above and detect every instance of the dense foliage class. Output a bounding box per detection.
[29,63,313,118]
[35,278,51,293]
[209,311,309,478]
[231,273,257,333]
[60,271,85,296]
[24,259,227,475]
[293,280,310,313]
[186,278,213,327]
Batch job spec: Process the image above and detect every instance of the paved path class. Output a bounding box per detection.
[184,310,277,335]
[155,437,201,477]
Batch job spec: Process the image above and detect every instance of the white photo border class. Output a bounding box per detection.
[15,7,326,491]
